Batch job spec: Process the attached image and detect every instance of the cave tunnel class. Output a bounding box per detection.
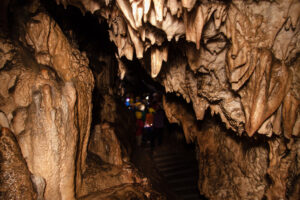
[0,0,299,200]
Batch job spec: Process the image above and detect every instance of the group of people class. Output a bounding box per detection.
[128,94,165,151]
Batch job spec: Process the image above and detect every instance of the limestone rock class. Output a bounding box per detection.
[0,6,93,199]
[89,123,123,165]
[1,0,300,199]
[79,154,155,197]
[163,95,267,199]
[79,184,166,200]
[0,128,36,200]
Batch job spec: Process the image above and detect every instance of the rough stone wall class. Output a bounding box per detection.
[163,95,300,200]
[0,128,36,200]
[51,0,299,198]
[22,11,94,199]
[0,36,78,200]
[21,11,94,195]
[0,1,159,199]
[0,2,94,199]
[1,0,299,199]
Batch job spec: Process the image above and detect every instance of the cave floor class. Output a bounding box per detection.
[131,130,208,200]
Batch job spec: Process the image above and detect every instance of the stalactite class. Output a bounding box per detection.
[1,0,299,199]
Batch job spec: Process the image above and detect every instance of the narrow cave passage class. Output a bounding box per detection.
[40,1,207,199]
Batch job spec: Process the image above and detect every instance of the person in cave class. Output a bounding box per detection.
[135,98,146,147]
[143,106,155,146]
[135,110,144,147]
[151,103,165,151]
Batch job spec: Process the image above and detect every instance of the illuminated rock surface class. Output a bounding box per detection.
[0,0,299,199]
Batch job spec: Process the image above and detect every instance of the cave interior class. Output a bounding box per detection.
[0,0,299,200]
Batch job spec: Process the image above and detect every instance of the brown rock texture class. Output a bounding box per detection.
[78,153,158,197]
[89,123,124,165]
[1,1,162,199]
[163,94,300,199]
[0,35,80,199]
[0,3,93,199]
[22,11,94,195]
[1,0,300,199]
[0,128,36,200]
[79,183,166,200]
[53,0,299,139]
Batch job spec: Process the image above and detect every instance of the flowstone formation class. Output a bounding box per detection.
[52,0,299,199]
[0,1,165,199]
[0,8,94,198]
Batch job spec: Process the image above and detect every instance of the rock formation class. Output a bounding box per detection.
[0,128,36,200]
[1,1,161,199]
[88,51,135,167]
[0,0,299,199]
[51,0,299,137]
[53,0,298,199]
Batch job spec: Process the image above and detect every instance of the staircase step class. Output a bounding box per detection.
[168,176,196,184]
[153,147,204,200]
[181,193,202,200]
[159,163,198,174]
[164,167,196,177]
[153,153,185,162]
[155,159,196,169]
[173,185,198,192]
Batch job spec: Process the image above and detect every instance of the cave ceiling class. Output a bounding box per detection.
[49,0,300,138]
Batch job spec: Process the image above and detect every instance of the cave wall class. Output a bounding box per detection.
[23,12,95,197]
[49,0,299,199]
[163,94,300,199]
[0,1,159,199]
[0,1,94,199]
[0,0,299,199]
